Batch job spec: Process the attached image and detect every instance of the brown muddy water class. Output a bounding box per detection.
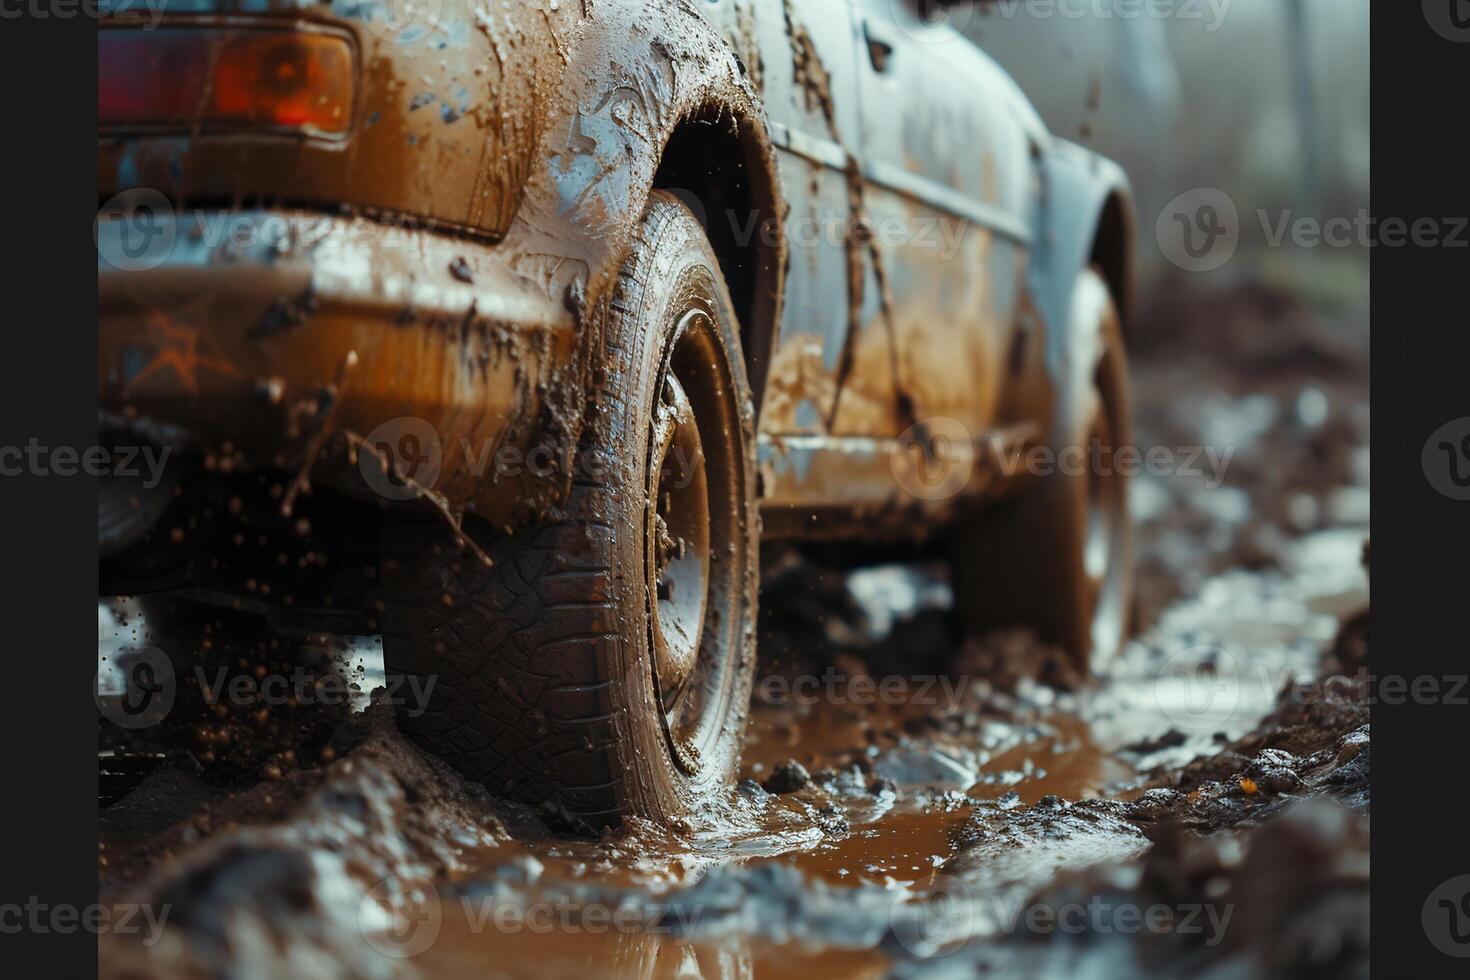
[98,284,1370,979]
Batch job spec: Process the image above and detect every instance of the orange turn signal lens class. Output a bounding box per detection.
[100,28,355,138]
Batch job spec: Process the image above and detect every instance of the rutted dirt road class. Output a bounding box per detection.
[98,281,1369,979]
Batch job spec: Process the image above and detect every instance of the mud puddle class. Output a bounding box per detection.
[98,530,1365,978]
[99,283,1369,977]
[96,529,1368,978]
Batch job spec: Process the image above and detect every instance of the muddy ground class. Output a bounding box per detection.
[97,278,1369,979]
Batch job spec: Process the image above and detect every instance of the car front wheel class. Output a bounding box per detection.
[381,192,758,830]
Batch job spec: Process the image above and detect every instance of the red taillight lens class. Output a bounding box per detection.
[100,28,354,138]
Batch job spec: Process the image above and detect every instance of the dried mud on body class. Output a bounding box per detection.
[98,283,1369,978]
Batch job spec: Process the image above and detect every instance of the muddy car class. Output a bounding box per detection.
[97,0,1135,829]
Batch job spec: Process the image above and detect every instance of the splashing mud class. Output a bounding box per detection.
[99,283,1368,979]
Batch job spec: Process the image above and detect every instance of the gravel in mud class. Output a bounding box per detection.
[99,281,1368,979]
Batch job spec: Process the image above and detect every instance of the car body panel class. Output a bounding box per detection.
[99,0,571,239]
[97,0,1132,543]
[100,0,785,531]
[700,0,887,438]
[98,208,578,524]
[848,0,1034,440]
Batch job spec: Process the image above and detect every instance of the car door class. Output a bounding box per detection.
[848,0,1036,440]
[703,0,895,439]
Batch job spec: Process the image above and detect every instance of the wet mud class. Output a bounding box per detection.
[99,282,1369,979]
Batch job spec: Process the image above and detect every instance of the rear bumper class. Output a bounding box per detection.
[99,207,581,526]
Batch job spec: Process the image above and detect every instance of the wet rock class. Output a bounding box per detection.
[811,764,869,795]
[1334,726,1369,765]
[448,256,474,283]
[815,803,851,836]
[100,700,532,975]
[1125,787,1184,823]
[1121,728,1187,755]
[1243,748,1304,794]
[948,795,1149,893]
[894,797,1366,978]
[737,777,770,803]
[650,863,895,947]
[1136,670,1368,832]
[873,744,976,790]
[763,758,812,794]
[867,776,897,798]
[494,855,544,886]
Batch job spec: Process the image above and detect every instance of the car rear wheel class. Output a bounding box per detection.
[949,267,1133,671]
[380,192,757,830]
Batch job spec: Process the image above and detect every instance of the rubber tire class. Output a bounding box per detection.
[949,267,1134,671]
[380,192,758,831]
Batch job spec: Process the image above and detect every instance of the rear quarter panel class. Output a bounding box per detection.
[99,0,575,238]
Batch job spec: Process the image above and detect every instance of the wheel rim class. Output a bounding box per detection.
[650,370,710,711]
[645,308,741,772]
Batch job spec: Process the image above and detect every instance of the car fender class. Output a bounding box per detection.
[1027,139,1134,422]
[501,0,784,328]
[494,0,786,489]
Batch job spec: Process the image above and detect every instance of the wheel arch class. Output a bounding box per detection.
[653,107,786,412]
[492,0,787,510]
[1088,188,1135,329]
[1028,139,1136,383]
